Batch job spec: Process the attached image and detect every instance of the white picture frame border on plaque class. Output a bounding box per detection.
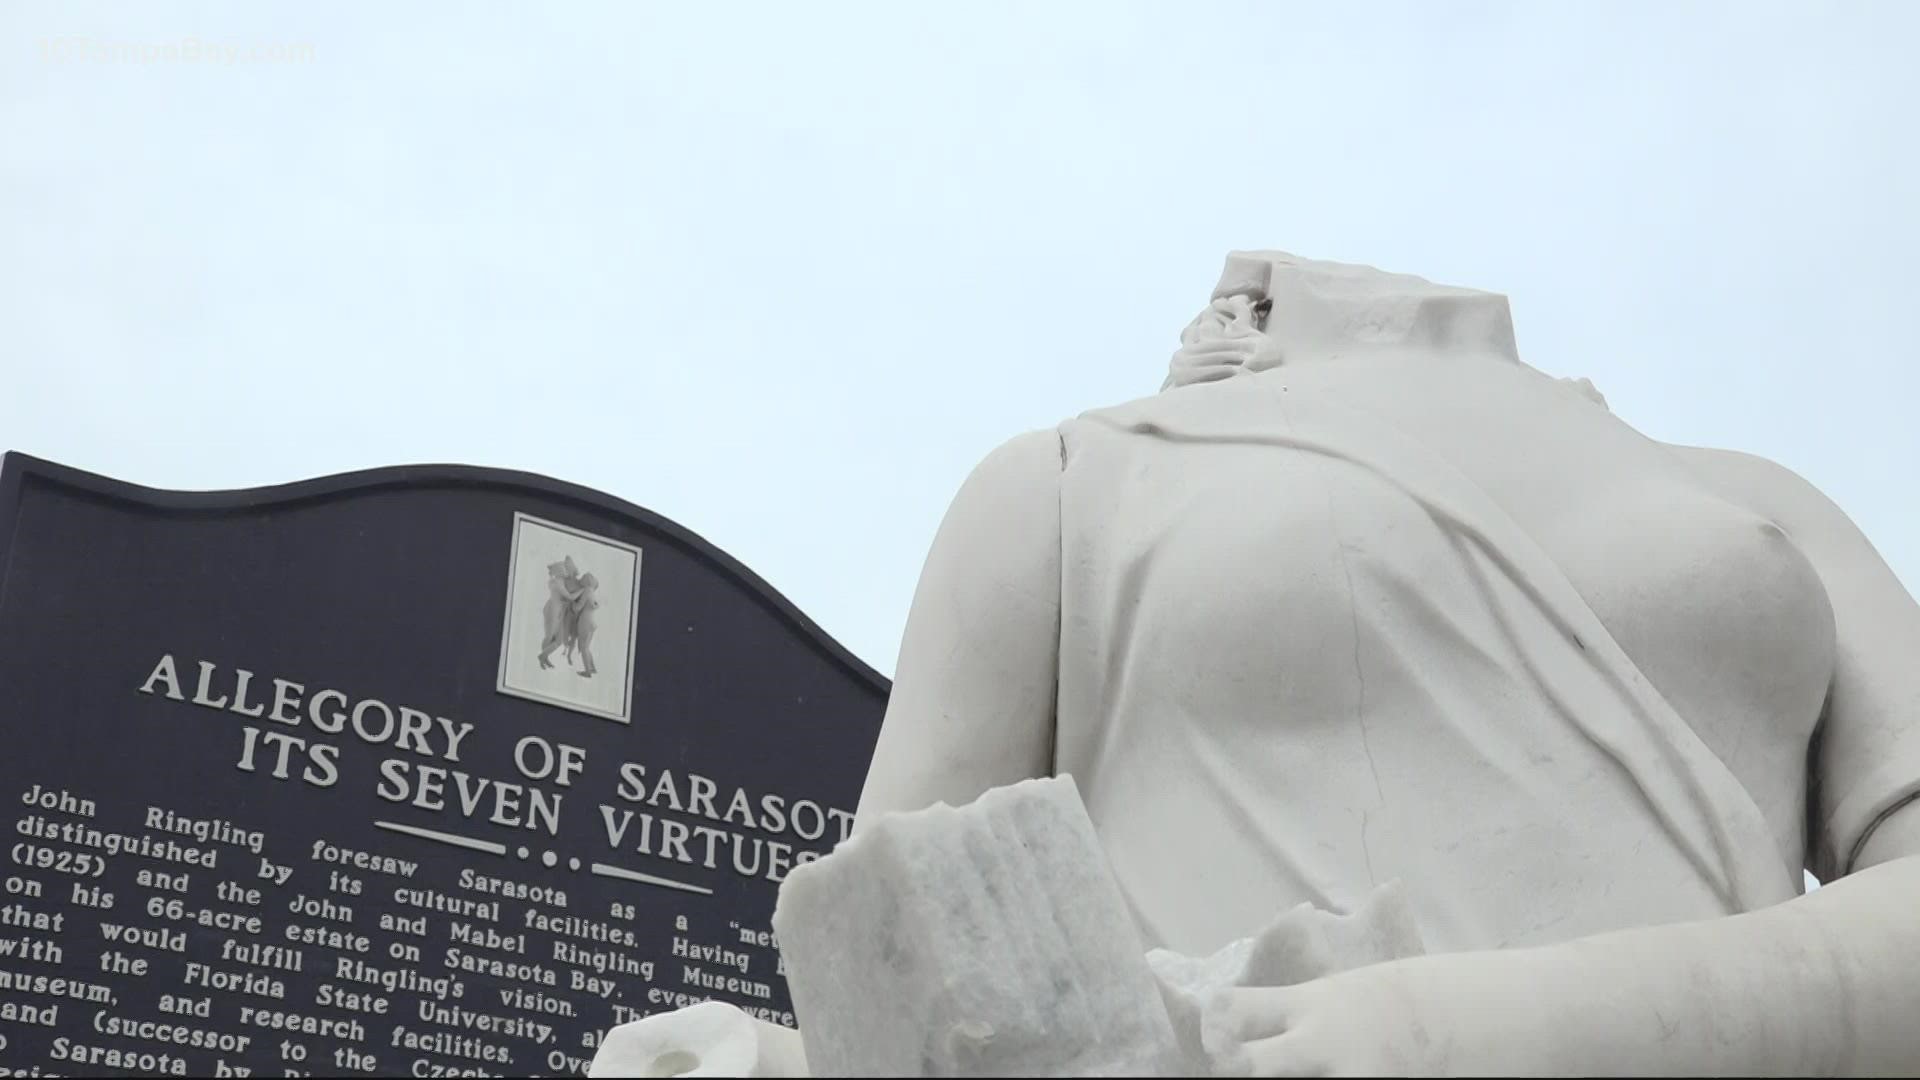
[496,511,644,724]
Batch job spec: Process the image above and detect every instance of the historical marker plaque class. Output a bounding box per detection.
[0,453,889,1077]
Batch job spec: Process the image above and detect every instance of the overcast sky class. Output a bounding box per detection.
[2,1,1914,677]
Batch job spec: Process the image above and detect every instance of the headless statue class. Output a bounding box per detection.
[595,252,1920,1076]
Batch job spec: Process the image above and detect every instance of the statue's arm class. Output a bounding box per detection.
[1213,448,1920,1077]
[591,432,1063,1079]
[853,428,1063,832]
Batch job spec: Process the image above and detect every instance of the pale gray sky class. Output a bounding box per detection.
[2,1,1914,676]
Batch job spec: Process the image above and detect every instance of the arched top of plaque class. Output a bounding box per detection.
[0,450,888,698]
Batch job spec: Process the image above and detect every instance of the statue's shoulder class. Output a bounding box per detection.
[1663,442,1858,546]
[967,389,1206,508]
[936,427,1065,532]
[1065,390,1162,431]
[1061,380,1260,445]
[967,427,1065,484]
[950,387,1227,518]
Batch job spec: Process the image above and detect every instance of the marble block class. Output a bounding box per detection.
[770,776,1184,1077]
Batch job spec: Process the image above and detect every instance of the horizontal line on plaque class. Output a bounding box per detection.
[375,821,507,856]
[591,862,712,896]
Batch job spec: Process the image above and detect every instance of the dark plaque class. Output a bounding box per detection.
[0,453,889,1078]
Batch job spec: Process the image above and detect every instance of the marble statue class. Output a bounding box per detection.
[592,252,1920,1076]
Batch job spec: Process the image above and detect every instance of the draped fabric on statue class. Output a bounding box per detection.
[1053,374,1800,957]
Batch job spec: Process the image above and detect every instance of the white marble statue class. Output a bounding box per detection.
[594,252,1920,1076]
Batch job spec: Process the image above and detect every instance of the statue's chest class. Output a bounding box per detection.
[1096,365,1837,853]
[1288,363,1837,840]
[1138,431,1834,734]
[1343,366,1835,748]
[1486,459,1834,861]
[1544,480,1835,714]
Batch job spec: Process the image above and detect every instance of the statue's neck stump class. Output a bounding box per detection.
[1218,251,1521,367]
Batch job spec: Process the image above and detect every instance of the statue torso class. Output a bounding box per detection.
[1053,351,1833,954]
[1299,351,1837,856]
